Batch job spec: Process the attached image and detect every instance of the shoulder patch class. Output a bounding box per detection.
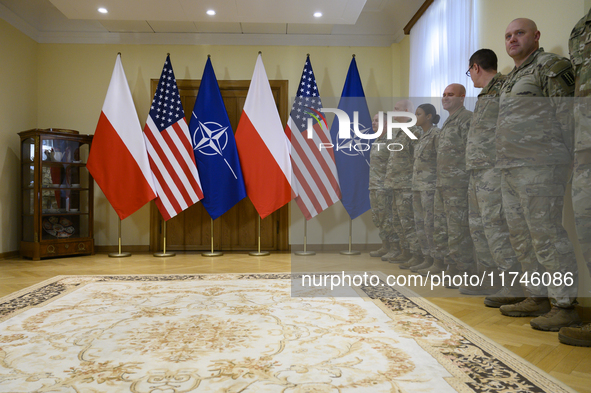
[547,58,573,77]
[561,69,576,87]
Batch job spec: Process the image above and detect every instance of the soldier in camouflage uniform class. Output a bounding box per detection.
[559,9,591,347]
[384,100,423,264]
[430,84,474,280]
[400,104,441,272]
[369,112,400,260]
[496,19,580,332]
[462,49,523,301]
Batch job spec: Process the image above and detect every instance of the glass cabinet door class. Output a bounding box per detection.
[21,138,35,242]
[39,137,91,240]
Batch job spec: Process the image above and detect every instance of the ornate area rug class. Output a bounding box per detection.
[0,273,575,392]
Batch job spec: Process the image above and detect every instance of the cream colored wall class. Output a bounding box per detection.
[477,0,591,301]
[0,19,38,254]
[34,44,396,247]
[477,0,586,74]
[393,36,411,97]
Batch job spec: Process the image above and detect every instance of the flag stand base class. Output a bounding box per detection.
[109,252,131,258]
[154,252,176,257]
[109,218,131,258]
[294,221,316,256]
[249,251,270,256]
[154,221,175,257]
[202,251,223,257]
[340,218,360,255]
[340,250,361,255]
[249,216,270,256]
[202,219,223,257]
[295,251,316,256]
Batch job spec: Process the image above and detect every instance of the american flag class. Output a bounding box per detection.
[143,55,203,221]
[288,55,341,220]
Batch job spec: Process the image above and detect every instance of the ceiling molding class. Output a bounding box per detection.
[403,0,433,35]
[33,31,399,47]
[1,0,422,46]
[0,2,40,40]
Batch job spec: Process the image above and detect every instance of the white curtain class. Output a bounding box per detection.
[409,0,479,118]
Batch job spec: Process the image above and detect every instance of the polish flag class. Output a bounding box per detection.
[88,54,157,220]
[235,54,294,219]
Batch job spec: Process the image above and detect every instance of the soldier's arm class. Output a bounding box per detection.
[460,117,471,150]
[384,149,395,183]
[545,58,575,156]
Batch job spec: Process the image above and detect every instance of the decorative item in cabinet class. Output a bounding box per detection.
[18,128,94,260]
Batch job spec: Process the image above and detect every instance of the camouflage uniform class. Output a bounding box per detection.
[570,9,591,272]
[412,126,441,257]
[369,132,397,244]
[433,106,474,270]
[466,73,519,272]
[497,48,577,307]
[384,125,423,254]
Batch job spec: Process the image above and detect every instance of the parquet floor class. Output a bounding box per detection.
[1,251,589,392]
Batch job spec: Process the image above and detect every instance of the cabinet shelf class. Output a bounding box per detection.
[41,161,86,167]
[18,128,94,260]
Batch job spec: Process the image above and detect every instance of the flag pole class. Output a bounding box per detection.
[154,219,176,257]
[340,217,360,255]
[108,216,131,258]
[249,215,270,256]
[295,219,315,256]
[202,218,223,257]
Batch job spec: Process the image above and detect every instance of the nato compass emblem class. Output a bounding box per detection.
[192,116,239,179]
[337,121,372,166]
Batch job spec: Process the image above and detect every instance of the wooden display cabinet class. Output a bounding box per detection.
[18,129,94,260]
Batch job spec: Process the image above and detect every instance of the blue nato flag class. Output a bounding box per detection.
[329,57,373,219]
[189,57,246,220]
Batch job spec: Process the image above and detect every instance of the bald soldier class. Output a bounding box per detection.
[496,18,580,332]
[423,84,474,280]
[559,8,591,347]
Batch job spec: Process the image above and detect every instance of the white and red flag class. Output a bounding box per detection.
[88,54,157,220]
[143,55,203,221]
[288,55,341,220]
[235,53,294,219]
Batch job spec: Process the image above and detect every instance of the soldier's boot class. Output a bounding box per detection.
[559,323,591,347]
[389,248,411,263]
[443,263,462,289]
[459,267,501,296]
[483,285,526,308]
[530,306,582,332]
[370,240,389,257]
[499,297,551,317]
[411,256,434,273]
[397,252,422,267]
[417,258,445,276]
[381,242,401,261]
[400,255,429,270]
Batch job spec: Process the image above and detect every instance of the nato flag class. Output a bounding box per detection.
[329,57,373,220]
[189,58,246,220]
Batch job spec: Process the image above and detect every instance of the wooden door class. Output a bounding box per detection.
[149,79,290,252]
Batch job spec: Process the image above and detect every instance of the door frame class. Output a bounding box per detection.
[149,79,290,252]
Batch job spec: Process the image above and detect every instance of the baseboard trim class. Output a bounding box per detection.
[95,245,151,253]
[94,244,382,254]
[0,251,19,260]
[290,244,380,252]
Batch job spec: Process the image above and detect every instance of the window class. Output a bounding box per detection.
[409,0,479,119]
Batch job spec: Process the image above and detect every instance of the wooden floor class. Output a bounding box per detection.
[1,251,589,393]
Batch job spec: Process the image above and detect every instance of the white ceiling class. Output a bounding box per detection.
[0,0,424,46]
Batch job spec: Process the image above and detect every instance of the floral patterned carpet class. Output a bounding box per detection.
[0,273,576,392]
